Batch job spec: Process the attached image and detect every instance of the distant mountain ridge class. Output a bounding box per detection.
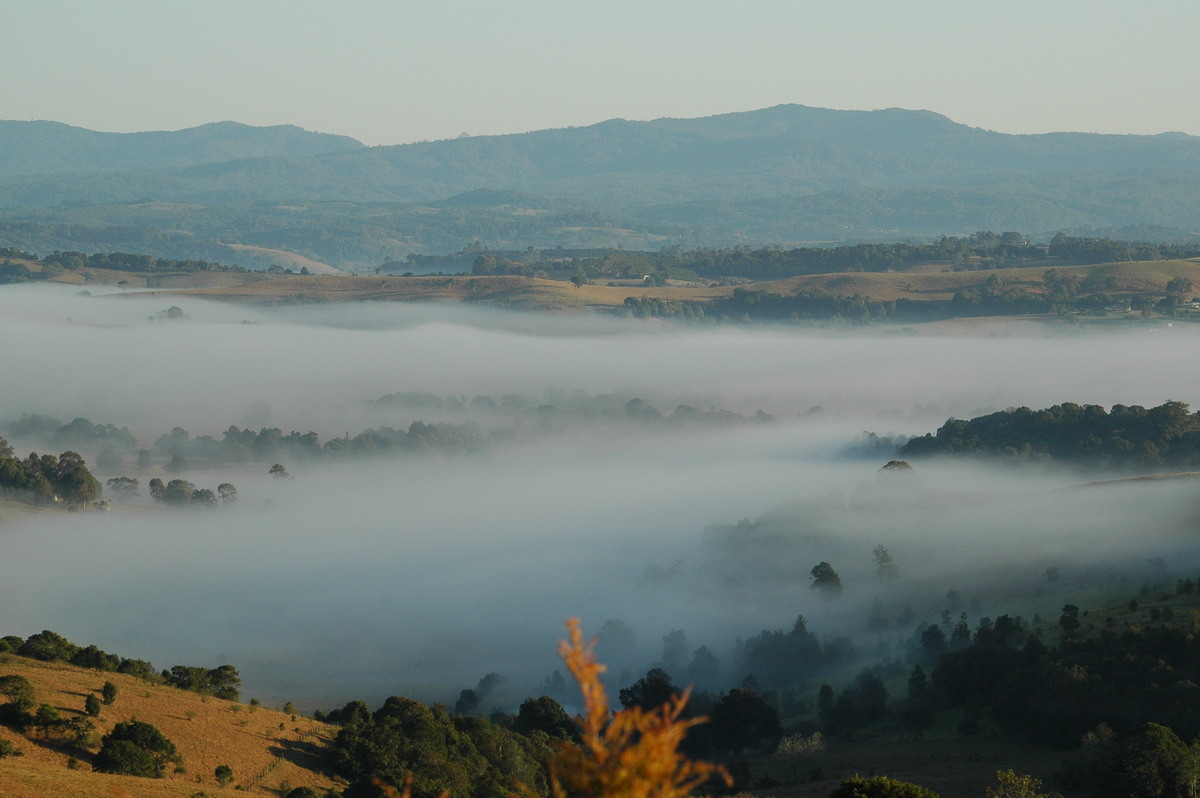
[0,119,364,178]
[2,105,1200,268]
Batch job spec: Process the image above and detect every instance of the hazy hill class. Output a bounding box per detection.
[4,105,1200,267]
[0,120,363,178]
[7,105,1200,206]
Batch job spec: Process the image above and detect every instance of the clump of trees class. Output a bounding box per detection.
[328,695,550,798]
[737,614,854,690]
[0,437,100,507]
[147,477,235,508]
[901,400,1200,470]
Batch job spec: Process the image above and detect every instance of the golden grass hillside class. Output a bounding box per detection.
[0,653,341,798]
[130,257,1200,312]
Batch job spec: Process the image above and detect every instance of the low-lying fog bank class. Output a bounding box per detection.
[1,283,1198,710]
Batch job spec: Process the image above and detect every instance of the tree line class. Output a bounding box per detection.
[0,630,240,700]
[460,232,1200,284]
[900,400,1200,470]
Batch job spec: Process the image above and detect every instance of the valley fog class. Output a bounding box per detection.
[1,283,1198,710]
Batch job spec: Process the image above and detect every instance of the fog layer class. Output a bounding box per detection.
[1,284,1197,709]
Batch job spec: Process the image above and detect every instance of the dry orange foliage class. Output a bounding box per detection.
[547,618,729,798]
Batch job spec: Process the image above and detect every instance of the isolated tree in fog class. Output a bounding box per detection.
[659,629,688,677]
[106,476,139,499]
[269,463,290,479]
[873,545,899,582]
[619,668,679,711]
[686,645,720,690]
[810,562,843,599]
[217,483,237,505]
[1059,604,1081,639]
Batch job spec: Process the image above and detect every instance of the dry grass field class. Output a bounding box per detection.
[9,253,1196,317]
[0,654,342,797]
[90,257,1200,313]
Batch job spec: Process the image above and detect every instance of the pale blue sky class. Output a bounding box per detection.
[3,0,1198,145]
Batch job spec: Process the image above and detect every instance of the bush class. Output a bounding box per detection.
[830,775,941,797]
[85,693,101,717]
[94,720,179,778]
[94,739,162,777]
[101,681,118,705]
[215,763,234,786]
[284,788,321,798]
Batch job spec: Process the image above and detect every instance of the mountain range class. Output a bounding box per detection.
[1,105,1199,269]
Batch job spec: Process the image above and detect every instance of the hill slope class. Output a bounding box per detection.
[4,106,1200,266]
[0,120,364,178]
[6,105,1200,207]
[0,654,340,797]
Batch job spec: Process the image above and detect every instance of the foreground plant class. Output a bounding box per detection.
[547,617,729,798]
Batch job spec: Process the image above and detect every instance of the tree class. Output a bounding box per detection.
[708,688,783,753]
[101,681,118,705]
[269,463,290,479]
[148,478,165,502]
[218,482,238,505]
[873,545,899,582]
[85,693,101,717]
[1059,605,1081,639]
[191,487,217,507]
[94,720,179,778]
[105,476,139,499]
[53,451,100,507]
[659,629,688,677]
[162,479,195,506]
[19,630,78,662]
[810,562,843,599]
[686,645,720,691]
[215,764,234,787]
[515,695,575,740]
[0,674,36,725]
[619,668,679,711]
[1102,723,1193,798]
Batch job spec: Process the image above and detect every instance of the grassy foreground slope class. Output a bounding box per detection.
[0,654,340,797]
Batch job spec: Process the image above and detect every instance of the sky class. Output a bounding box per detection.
[3,0,1199,146]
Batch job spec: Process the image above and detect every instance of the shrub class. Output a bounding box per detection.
[94,720,179,778]
[548,618,730,798]
[101,681,118,705]
[830,775,941,797]
[215,764,234,786]
[85,693,101,717]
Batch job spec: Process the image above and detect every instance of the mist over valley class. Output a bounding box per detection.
[2,284,1197,715]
